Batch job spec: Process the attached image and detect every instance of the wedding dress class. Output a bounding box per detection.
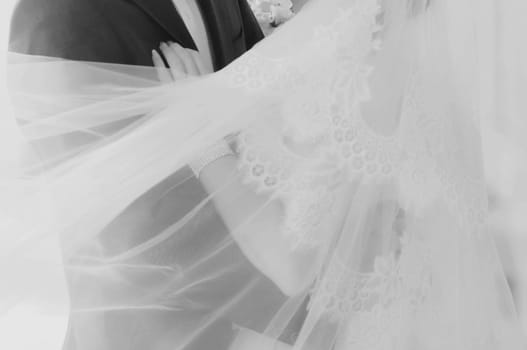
[1,0,526,349]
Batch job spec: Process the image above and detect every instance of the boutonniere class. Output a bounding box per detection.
[249,0,295,33]
[269,0,294,26]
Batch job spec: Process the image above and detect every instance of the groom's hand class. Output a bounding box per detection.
[152,42,210,83]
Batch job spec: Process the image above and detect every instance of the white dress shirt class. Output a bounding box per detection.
[172,0,214,72]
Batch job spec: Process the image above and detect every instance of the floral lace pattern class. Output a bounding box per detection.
[234,0,491,344]
[227,53,303,93]
[309,233,432,338]
[234,0,488,248]
[236,127,341,248]
[235,0,387,250]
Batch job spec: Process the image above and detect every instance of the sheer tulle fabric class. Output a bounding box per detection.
[1,0,525,349]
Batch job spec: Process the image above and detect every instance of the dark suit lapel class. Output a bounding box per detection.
[196,0,237,70]
[128,0,197,49]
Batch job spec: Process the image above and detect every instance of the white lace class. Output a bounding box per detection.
[310,233,433,346]
[233,0,492,345]
[233,0,487,250]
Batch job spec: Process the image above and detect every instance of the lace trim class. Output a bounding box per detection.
[309,233,433,345]
[235,0,386,250]
[227,53,304,93]
[235,0,487,249]
[236,129,341,249]
[233,0,491,344]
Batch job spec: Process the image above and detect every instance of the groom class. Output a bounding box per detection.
[9,1,297,350]
[9,0,264,69]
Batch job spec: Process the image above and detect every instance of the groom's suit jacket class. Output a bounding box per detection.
[9,1,297,350]
[10,0,263,69]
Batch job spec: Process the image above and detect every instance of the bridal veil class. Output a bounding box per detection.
[1,0,525,348]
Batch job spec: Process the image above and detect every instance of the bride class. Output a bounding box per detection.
[1,0,525,349]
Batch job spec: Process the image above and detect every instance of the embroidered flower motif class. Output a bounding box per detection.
[234,0,493,347]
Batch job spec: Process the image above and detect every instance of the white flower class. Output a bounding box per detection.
[269,0,294,26]
[248,0,294,28]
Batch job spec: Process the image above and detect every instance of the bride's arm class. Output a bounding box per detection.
[154,44,320,298]
[197,151,319,297]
